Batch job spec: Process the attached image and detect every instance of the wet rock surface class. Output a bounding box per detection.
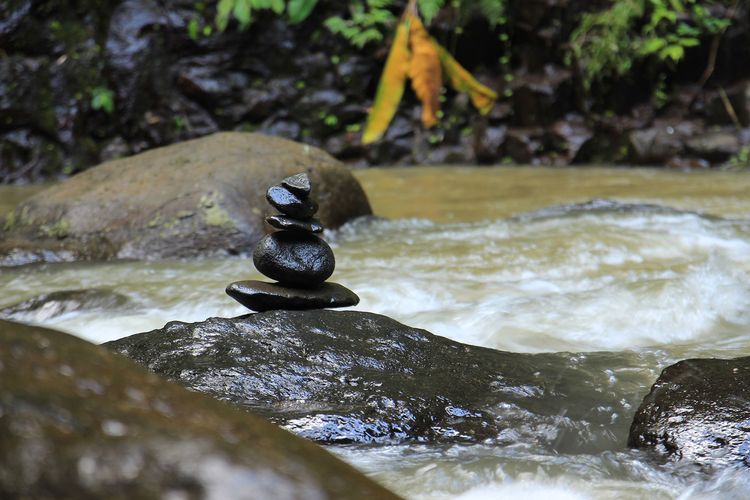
[267,215,324,233]
[226,281,359,312]
[0,132,371,265]
[0,288,132,322]
[0,319,397,499]
[282,172,312,196]
[107,310,648,449]
[253,231,335,287]
[267,185,319,220]
[629,357,750,469]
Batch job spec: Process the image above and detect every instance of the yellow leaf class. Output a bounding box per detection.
[434,42,498,115]
[362,17,411,145]
[407,14,441,128]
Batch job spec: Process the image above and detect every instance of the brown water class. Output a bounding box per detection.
[355,166,750,221]
[3,166,750,499]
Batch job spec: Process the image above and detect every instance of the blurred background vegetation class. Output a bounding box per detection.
[1,0,748,183]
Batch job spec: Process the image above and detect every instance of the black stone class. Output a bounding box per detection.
[107,310,650,447]
[281,172,312,197]
[253,231,334,286]
[629,357,750,468]
[266,215,323,233]
[266,185,318,220]
[226,280,359,312]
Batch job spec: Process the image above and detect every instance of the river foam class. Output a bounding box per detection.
[3,200,750,358]
[331,202,750,355]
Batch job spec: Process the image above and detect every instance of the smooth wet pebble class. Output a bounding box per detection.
[266,185,318,220]
[253,231,335,286]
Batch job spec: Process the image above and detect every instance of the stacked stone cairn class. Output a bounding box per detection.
[226,172,360,312]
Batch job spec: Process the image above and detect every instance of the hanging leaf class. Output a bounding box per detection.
[407,14,441,128]
[269,0,285,15]
[216,0,234,31]
[362,17,412,144]
[418,0,443,24]
[233,0,252,29]
[435,42,497,114]
[288,0,318,24]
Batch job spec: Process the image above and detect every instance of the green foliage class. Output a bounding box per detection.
[188,18,200,39]
[569,0,733,91]
[726,145,750,170]
[653,74,669,108]
[418,0,444,24]
[568,0,645,90]
[323,114,339,126]
[214,0,317,31]
[326,0,507,47]
[638,0,729,63]
[472,0,507,26]
[90,86,114,114]
[207,0,506,46]
[324,1,396,48]
[174,115,187,131]
[288,0,319,23]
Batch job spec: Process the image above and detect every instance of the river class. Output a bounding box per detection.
[2,166,750,498]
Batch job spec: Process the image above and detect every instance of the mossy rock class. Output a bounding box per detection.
[0,319,397,499]
[0,132,371,265]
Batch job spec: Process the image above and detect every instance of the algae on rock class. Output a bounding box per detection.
[0,132,371,266]
[0,319,398,499]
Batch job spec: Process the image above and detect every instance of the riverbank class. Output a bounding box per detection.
[3,1,750,183]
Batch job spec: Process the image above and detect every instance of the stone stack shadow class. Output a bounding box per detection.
[226,172,359,312]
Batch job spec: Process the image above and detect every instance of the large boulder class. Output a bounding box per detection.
[107,310,647,451]
[0,132,371,266]
[0,319,397,499]
[629,357,750,469]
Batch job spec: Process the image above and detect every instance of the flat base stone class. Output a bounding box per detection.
[226,280,359,312]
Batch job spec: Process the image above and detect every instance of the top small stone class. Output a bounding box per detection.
[281,173,312,197]
[267,186,318,220]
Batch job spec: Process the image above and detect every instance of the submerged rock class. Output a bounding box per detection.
[107,310,648,450]
[629,357,750,469]
[0,132,371,266]
[0,319,397,499]
[0,288,132,322]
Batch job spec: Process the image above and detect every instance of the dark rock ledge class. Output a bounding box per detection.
[0,319,397,499]
[107,310,649,451]
[629,356,750,469]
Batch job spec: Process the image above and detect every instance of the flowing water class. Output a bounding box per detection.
[3,166,750,498]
